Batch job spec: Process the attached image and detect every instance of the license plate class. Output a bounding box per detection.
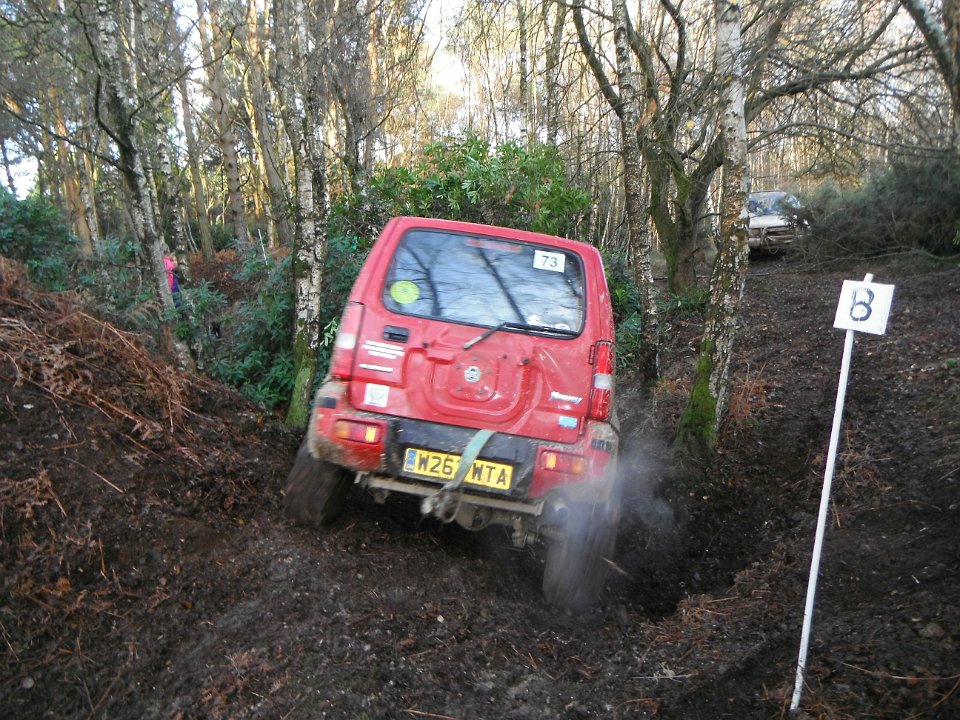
[402,448,512,490]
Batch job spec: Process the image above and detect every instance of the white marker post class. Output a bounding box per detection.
[790,273,895,712]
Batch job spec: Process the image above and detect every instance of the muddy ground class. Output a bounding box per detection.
[1,254,957,719]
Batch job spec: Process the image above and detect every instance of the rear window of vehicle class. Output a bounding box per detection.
[382,229,585,332]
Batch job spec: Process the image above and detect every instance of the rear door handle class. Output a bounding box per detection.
[383,325,409,343]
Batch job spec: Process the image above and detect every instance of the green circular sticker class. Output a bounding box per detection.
[390,280,420,304]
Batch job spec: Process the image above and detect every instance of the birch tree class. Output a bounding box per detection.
[78,0,193,366]
[327,0,430,188]
[517,0,532,147]
[574,0,718,295]
[85,3,167,302]
[0,0,101,248]
[676,0,749,460]
[273,0,330,426]
[451,1,530,141]
[613,0,659,383]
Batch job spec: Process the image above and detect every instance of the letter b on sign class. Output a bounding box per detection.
[833,280,895,335]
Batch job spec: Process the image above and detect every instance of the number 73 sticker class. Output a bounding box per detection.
[833,280,895,335]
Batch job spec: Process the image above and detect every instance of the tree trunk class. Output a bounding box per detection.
[1,138,15,194]
[573,3,703,297]
[153,100,189,261]
[286,135,326,426]
[613,0,659,383]
[676,0,750,462]
[178,72,215,259]
[949,0,960,150]
[364,0,381,174]
[50,88,93,254]
[517,0,531,148]
[274,0,330,426]
[77,141,101,251]
[543,0,566,146]
[38,126,60,206]
[241,6,292,248]
[198,0,249,246]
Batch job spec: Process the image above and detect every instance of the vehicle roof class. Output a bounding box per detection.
[383,216,600,256]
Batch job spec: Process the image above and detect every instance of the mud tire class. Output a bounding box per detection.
[542,501,619,614]
[282,442,351,528]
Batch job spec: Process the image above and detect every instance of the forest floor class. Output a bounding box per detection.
[1,252,958,720]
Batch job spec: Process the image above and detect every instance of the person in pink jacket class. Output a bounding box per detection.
[163,253,181,306]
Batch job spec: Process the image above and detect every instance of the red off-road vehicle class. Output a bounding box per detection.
[284,217,620,611]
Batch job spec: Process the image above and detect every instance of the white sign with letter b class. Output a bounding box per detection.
[832,280,895,335]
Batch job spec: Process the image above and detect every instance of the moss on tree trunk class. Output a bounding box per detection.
[675,345,718,463]
[285,331,317,426]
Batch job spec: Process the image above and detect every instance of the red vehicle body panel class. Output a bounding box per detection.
[308,217,617,507]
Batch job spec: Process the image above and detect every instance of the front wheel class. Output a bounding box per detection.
[542,500,619,614]
[282,442,351,528]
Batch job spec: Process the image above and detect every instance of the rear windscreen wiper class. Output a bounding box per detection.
[463,321,578,350]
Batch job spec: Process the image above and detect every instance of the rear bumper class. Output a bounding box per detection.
[357,473,545,516]
[306,379,618,510]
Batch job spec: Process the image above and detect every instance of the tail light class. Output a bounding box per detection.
[540,450,587,475]
[588,341,614,421]
[333,419,383,444]
[330,302,364,379]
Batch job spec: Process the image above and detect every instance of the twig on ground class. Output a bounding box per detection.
[63,458,124,494]
[403,708,460,720]
[838,662,960,683]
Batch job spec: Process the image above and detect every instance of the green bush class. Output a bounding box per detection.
[169,280,228,369]
[615,311,646,374]
[803,155,960,261]
[330,133,591,241]
[0,188,77,289]
[207,245,295,407]
[76,236,150,320]
[658,288,709,319]
[602,249,641,325]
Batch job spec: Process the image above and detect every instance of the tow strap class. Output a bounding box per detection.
[421,428,495,523]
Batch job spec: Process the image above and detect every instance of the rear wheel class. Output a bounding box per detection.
[282,442,351,528]
[542,499,619,614]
